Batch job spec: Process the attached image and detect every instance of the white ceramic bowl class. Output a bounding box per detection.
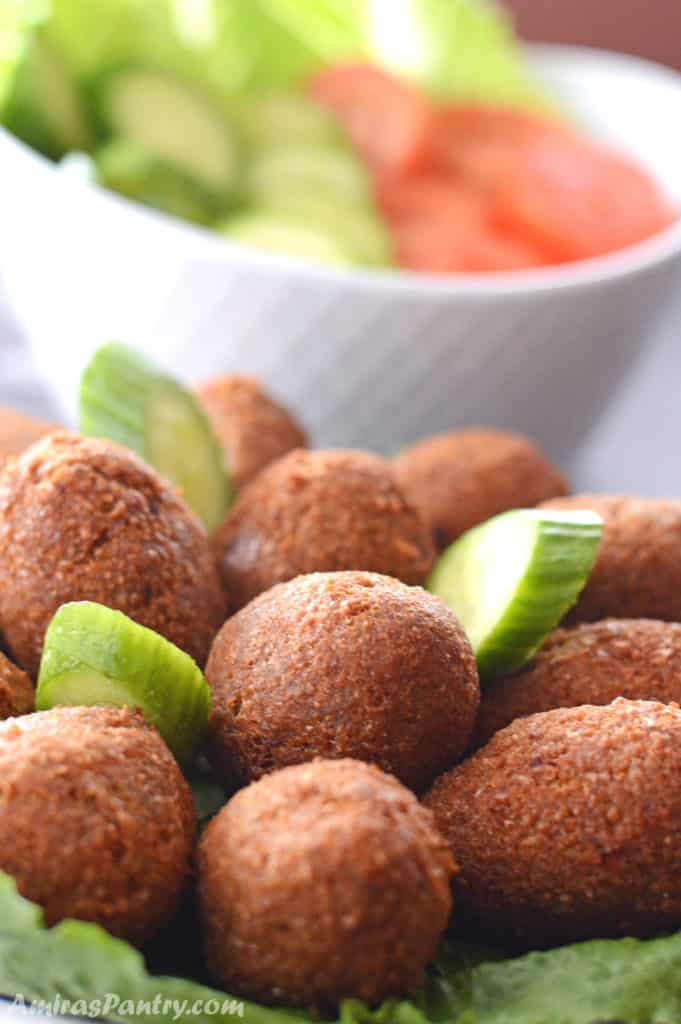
[1,44,681,465]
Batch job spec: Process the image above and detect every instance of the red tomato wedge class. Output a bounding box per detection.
[431,105,572,193]
[493,134,677,262]
[308,64,434,176]
[377,174,475,223]
[378,177,545,273]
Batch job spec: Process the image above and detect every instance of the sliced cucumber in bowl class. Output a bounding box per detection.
[94,138,224,225]
[233,90,342,150]
[221,211,358,267]
[246,143,372,207]
[428,509,603,680]
[259,193,394,267]
[92,67,240,202]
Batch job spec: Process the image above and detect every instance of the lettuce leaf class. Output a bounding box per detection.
[7,0,547,111]
[0,0,40,103]
[366,0,547,107]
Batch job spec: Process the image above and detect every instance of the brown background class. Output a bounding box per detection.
[507,0,681,70]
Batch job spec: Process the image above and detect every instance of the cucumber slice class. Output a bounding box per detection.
[259,193,394,267]
[246,144,371,207]
[234,91,342,150]
[94,68,239,198]
[94,139,223,226]
[36,602,211,765]
[2,25,93,159]
[222,211,357,267]
[79,343,232,532]
[428,509,603,681]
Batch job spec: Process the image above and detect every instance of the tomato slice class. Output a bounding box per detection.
[376,174,478,223]
[308,64,434,176]
[493,134,677,261]
[432,105,571,193]
[379,177,546,273]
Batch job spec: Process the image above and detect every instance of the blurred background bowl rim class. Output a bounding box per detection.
[3,41,681,300]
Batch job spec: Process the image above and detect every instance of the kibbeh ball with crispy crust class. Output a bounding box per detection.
[194,375,307,491]
[0,651,33,720]
[474,619,681,748]
[394,428,568,550]
[214,449,435,612]
[424,698,681,947]
[0,433,226,676]
[198,758,454,1008]
[0,706,195,946]
[541,495,681,623]
[206,572,479,793]
[0,407,59,468]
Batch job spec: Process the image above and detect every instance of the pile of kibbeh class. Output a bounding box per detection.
[0,349,680,1017]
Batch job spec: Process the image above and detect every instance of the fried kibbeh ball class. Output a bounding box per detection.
[0,407,59,468]
[0,706,195,946]
[474,619,681,748]
[194,374,307,491]
[198,759,454,1008]
[424,699,681,947]
[0,651,33,720]
[394,428,568,550]
[206,572,479,793]
[541,495,681,623]
[0,433,227,676]
[213,449,435,612]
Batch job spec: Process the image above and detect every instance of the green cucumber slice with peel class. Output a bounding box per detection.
[2,25,94,159]
[79,343,232,533]
[36,602,211,765]
[234,90,342,150]
[93,68,240,198]
[94,139,223,226]
[259,193,394,267]
[221,211,357,267]
[246,144,371,206]
[428,509,603,681]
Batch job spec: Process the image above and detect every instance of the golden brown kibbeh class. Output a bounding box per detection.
[213,449,435,611]
[206,571,479,793]
[541,495,681,623]
[195,374,307,490]
[0,706,195,946]
[0,406,59,468]
[424,699,681,947]
[394,428,568,550]
[474,619,681,748]
[0,433,226,676]
[198,759,454,1008]
[0,651,33,720]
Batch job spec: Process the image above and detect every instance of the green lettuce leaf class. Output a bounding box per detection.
[456,934,681,1024]
[4,0,552,132]
[45,0,184,76]
[0,0,40,103]
[365,0,547,107]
